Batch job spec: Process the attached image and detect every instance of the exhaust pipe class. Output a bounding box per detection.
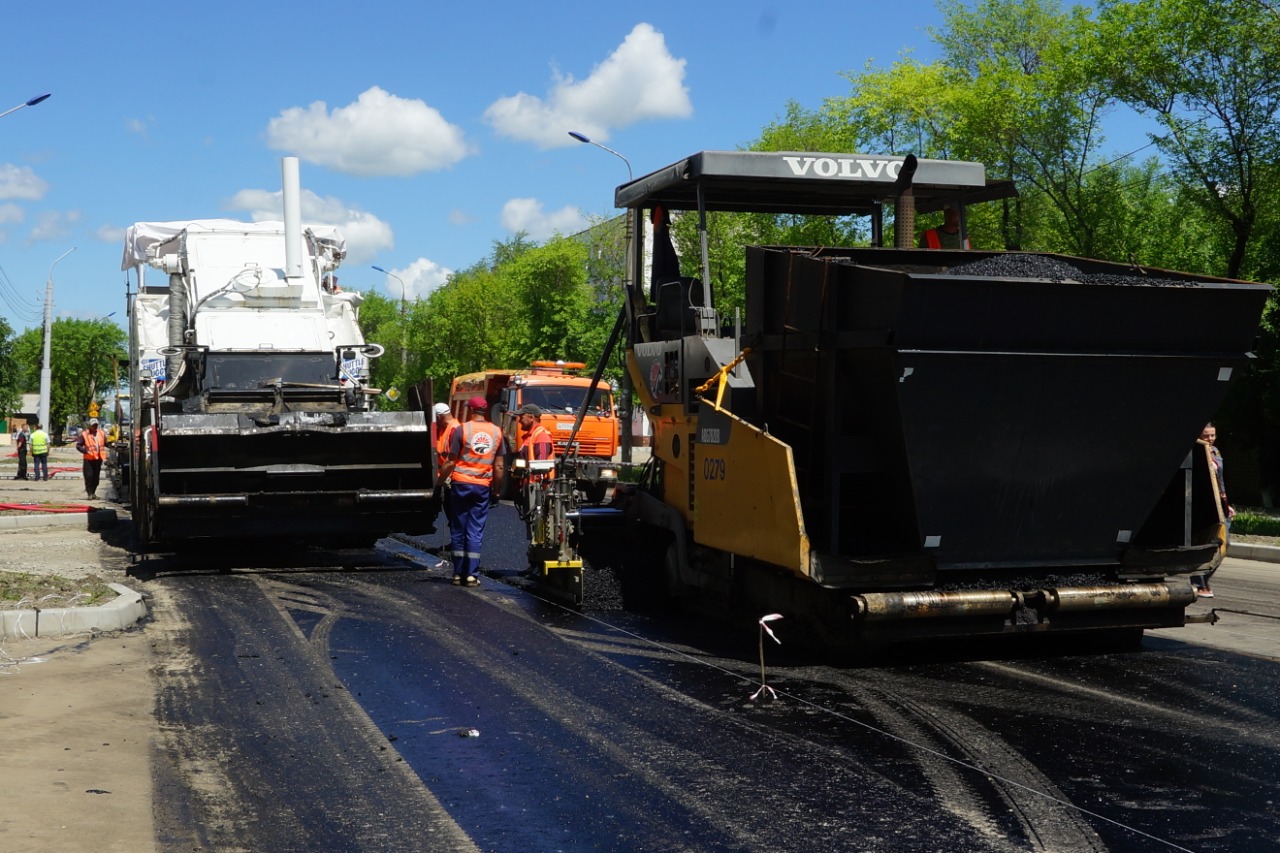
[282,157,304,280]
[893,154,918,248]
[853,589,1016,621]
[852,581,1197,622]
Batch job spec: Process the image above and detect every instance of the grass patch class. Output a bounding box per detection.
[1231,510,1280,537]
[0,571,114,609]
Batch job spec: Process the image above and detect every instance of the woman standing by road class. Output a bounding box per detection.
[1196,422,1233,599]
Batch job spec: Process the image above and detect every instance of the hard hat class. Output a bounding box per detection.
[433,402,451,417]
[468,396,489,412]
[89,418,99,426]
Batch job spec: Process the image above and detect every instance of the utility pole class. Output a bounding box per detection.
[38,247,76,432]
[569,131,636,463]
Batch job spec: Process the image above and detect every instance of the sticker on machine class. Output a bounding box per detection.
[698,406,732,445]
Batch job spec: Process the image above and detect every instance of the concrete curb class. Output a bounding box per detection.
[1226,542,1280,563]
[0,582,148,640]
[0,507,118,532]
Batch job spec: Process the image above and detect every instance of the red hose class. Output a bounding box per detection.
[0,502,93,513]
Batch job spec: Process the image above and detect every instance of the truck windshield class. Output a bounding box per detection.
[522,384,612,416]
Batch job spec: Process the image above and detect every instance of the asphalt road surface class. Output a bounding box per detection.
[138,507,1280,853]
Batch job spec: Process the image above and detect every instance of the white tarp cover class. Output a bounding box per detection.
[121,220,346,270]
[132,293,172,381]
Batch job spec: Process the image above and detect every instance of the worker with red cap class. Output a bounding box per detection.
[436,396,507,586]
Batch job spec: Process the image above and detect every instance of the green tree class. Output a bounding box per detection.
[509,237,592,361]
[1095,0,1280,278]
[414,259,521,387]
[0,316,18,420]
[353,290,408,407]
[12,318,126,438]
[753,0,1177,262]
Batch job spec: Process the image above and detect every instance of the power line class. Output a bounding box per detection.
[0,263,41,327]
[0,262,40,310]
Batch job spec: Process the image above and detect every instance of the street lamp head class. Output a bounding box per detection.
[568,131,591,144]
[0,92,52,121]
[371,265,387,274]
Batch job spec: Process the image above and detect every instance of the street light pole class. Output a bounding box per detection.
[569,131,636,464]
[0,93,51,121]
[38,246,76,433]
[371,265,408,373]
[567,131,633,181]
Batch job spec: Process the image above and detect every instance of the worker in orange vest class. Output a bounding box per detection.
[514,403,556,532]
[434,402,461,472]
[918,206,970,250]
[437,396,507,587]
[429,402,461,565]
[516,403,555,478]
[76,417,108,500]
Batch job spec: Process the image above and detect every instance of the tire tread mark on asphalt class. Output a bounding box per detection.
[152,573,481,853]
[891,692,1108,853]
[354,579,1017,852]
[808,666,1104,853]
[352,580,793,851]
[254,575,483,853]
[540,618,1108,851]
[149,582,253,853]
[971,659,1280,747]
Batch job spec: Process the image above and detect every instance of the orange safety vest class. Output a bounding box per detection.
[518,423,556,480]
[450,421,503,486]
[79,429,107,461]
[435,419,459,472]
[924,228,970,250]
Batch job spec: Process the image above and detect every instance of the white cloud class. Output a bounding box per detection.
[97,224,127,243]
[27,209,80,243]
[267,86,472,177]
[126,116,155,135]
[0,164,49,200]
[500,198,588,241]
[372,258,452,302]
[0,203,24,224]
[448,209,475,226]
[226,187,394,265]
[485,23,692,148]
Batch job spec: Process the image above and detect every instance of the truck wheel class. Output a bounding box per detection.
[133,491,153,553]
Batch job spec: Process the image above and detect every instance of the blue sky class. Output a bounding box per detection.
[0,1,1146,336]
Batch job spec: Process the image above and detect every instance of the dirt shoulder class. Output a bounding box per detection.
[0,444,158,852]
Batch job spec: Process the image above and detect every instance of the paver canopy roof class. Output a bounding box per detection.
[614,150,1016,216]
